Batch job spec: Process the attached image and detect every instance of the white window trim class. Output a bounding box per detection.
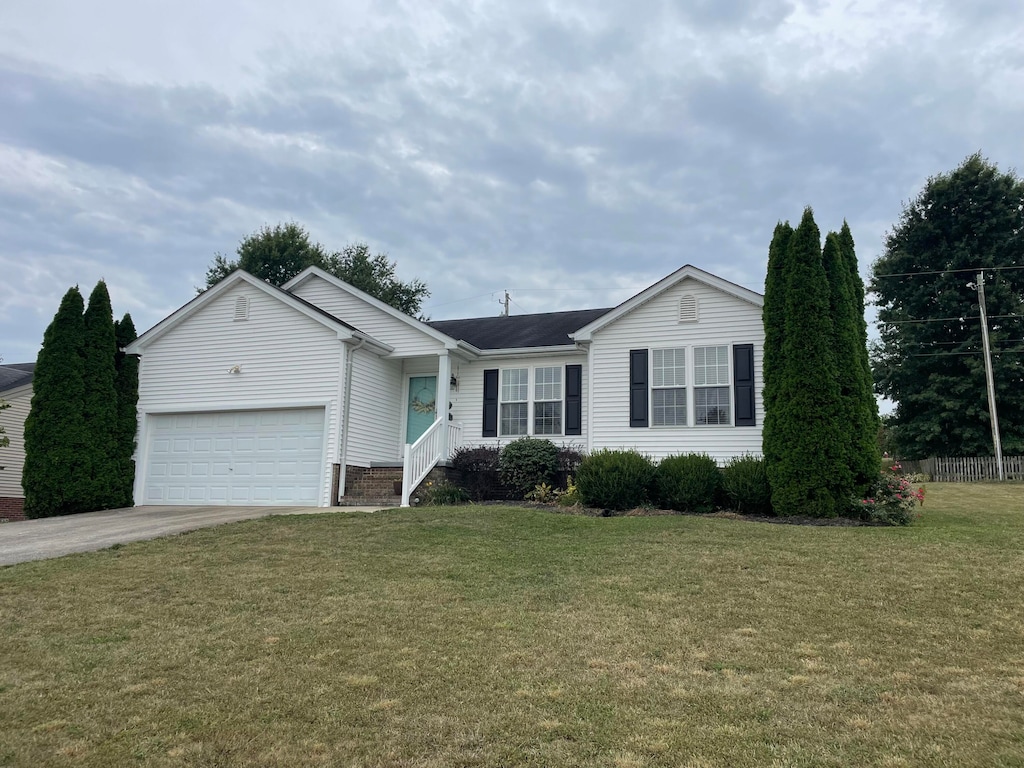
[498,365,566,437]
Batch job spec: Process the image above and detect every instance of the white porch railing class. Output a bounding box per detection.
[401,419,464,507]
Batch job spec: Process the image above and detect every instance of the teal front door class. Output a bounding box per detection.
[406,376,438,443]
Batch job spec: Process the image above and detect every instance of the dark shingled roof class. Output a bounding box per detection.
[0,363,35,394]
[427,308,612,350]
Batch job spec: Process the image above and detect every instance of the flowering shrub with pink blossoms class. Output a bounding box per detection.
[854,463,925,525]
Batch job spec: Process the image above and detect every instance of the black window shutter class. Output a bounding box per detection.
[482,369,499,437]
[733,344,756,427]
[629,349,648,428]
[565,364,582,436]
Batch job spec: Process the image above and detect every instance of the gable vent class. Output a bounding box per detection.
[679,294,698,323]
[234,295,250,321]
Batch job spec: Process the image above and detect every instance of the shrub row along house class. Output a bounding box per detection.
[124,264,764,507]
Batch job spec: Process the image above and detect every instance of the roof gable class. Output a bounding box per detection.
[571,265,763,342]
[126,271,391,354]
[284,267,458,349]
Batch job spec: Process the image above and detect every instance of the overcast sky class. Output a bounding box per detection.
[2,0,1022,363]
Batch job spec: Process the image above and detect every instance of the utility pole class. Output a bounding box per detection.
[976,272,1004,480]
[499,290,510,317]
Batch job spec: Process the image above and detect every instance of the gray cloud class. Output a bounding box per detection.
[1,0,1022,362]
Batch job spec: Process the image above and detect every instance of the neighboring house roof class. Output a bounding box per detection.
[0,363,34,394]
[572,264,764,342]
[428,308,613,350]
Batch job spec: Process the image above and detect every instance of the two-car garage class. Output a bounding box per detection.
[141,408,326,506]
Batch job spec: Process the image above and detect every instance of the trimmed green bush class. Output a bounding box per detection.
[498,437,559,498]
[575,449,655,511]
[655,453,721,513]
[721,455,772,515]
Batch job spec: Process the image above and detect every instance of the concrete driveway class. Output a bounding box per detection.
[0,504,388,566]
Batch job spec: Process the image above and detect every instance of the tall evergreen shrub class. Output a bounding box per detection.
[22,287,90,517]
[766,208,849,517]
[761,221,793,474]
[114,313,140,507]
[81,281,120,510]
[839,223,881,489]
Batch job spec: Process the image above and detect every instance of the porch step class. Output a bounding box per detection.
[337,497,402,508]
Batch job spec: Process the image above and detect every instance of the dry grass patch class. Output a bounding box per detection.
[1,483,1023,766]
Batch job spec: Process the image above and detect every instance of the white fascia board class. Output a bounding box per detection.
[344,333,394,356]
[571,265,764,342]
[284,266,460,349]
[472,344,584,359]
[126,271,366,353]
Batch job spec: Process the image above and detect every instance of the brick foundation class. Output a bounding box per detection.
[0,496,26,522]
[342,465,455,505]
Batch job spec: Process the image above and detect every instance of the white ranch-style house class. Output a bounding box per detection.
[125,264,765,507]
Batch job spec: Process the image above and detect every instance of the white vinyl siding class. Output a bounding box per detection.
[345,349,404,466]
[0,384,32,499]
[133,281,344,506]
[589,277,764,463]
[290,275,445,357]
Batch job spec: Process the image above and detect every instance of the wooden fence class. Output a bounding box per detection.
[900,456,1024,482]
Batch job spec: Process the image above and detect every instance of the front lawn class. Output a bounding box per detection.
[1,484,1023,766]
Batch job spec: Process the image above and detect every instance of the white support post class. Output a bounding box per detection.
[437,351,451,462]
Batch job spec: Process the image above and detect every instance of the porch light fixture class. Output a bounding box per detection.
[450,374,458,390]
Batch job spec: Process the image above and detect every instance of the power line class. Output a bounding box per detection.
[878,314,1021,325]
[872,264,1024,280]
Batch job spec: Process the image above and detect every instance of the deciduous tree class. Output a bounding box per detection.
[871,154,1024,458]
[204,223,430,316]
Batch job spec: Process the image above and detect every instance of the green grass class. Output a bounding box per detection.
[2,484,1023,767]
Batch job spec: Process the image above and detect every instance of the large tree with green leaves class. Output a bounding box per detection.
[23,287,91,517]
[114,313,139,508]
[871,154,1024,459]
[765,208,850,517]
[204,222,430,316]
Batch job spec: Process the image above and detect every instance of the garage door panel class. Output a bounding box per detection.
[145,408,325,506]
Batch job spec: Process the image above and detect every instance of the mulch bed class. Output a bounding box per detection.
[473,500,878,526]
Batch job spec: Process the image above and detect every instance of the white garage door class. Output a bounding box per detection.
[144,408,326,505]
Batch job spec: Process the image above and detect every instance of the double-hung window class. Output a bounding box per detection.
[694,345,730,425]
[500,368,529,436]
[533,366,562,435]
[652,348,687,426]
